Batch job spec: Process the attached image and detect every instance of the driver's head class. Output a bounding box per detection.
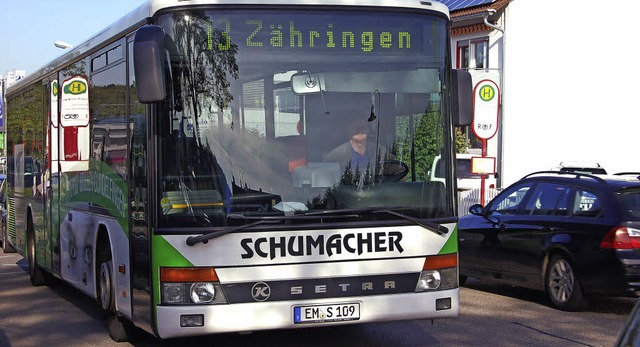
[348,119,369,138]
[347,119,369,154]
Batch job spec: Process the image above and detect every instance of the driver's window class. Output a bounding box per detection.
[489,183,534,215]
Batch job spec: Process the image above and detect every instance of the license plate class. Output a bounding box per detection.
[293,303,360,324]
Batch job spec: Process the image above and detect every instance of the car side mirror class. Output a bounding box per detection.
[469,203,484,215]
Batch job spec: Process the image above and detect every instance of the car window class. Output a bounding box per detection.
[488,183,534,215]
[523,183,570,215]
[572,189,602,217]
[616,190,640,221]
[456,159,480,179]
[435,158,481,179]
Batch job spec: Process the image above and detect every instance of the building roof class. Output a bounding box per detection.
[444,0,511,36]
[438,0,493,11]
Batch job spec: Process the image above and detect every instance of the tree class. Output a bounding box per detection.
[455,128,471,154]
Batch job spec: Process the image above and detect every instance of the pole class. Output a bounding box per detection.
[480,138,487,206]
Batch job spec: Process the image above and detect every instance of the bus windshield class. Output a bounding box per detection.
[155,9,451,228]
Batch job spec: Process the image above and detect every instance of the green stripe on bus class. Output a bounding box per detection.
[438,226,458,254]
[152,235,194,305]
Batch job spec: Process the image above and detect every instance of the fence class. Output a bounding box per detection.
[458,188,502,216]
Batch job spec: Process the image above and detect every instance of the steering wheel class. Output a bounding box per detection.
[377,159,409,182]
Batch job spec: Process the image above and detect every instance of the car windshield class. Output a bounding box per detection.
[154,9,452,228]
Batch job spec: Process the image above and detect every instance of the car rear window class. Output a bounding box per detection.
[572,189,602,217]
[616,190,640,220]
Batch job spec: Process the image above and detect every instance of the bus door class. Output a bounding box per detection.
[45,77,62,275]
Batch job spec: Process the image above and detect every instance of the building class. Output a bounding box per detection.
[3,70,26,87]
[445,0,640,188]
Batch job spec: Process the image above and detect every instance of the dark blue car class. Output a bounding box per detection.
[0,173,8,252]
[459,171,640,311]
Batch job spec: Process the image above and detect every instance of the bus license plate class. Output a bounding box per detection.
[293,303,360,324]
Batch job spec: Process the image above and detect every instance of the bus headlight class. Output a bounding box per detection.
[417,270,441,290]
[190,282,216,303]
[415,253,458,292]
[162,282,227,305]
[160,267,228,305]
[162,283,188,304]
[416,268,458,292]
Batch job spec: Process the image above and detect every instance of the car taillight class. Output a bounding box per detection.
[600,227,640,249]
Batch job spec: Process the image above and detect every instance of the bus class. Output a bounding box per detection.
[3,0,472,342]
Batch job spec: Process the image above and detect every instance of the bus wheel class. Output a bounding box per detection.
[27,216,48,286]
[98,248,136,342]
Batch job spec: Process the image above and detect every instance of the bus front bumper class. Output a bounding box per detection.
[155,289,458,339]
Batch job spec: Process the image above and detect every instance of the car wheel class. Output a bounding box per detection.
[545,255,588,311]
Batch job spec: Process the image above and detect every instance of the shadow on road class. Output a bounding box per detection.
[462,277,636,315]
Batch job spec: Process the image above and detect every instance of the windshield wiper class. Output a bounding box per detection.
[185,212,363,246]
[186,207,449,246]
[186,214,281,246]
[372,209,449,235]
[304,207,449,235]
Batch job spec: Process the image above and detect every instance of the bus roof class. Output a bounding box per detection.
[6,0,449,95]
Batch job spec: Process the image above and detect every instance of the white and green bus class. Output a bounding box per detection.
[3,0,472,342]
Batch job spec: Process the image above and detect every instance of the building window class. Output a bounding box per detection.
[457,41,469,69]
[474,40,487,69]
[456,37,488,69]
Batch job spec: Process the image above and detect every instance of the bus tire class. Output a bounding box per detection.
[27,215,48,286]
[98,245,136,342]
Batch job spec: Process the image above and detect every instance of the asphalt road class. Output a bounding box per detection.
[0,248,635,347]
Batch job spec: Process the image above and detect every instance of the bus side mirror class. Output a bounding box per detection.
[451,69,473,127]
[134,25,167,103]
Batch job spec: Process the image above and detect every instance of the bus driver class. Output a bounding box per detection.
[323,119,374,173]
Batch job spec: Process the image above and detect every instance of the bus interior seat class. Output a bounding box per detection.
[272,135,308,173]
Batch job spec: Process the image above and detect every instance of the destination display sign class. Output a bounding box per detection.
[185,11,440,54]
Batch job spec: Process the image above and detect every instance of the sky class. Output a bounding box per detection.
[0,0,148,78]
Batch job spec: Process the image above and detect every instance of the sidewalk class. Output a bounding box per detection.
[0,247,25,276]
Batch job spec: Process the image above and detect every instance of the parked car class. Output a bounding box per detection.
[550,161,607,175]
[0,173,9,252]
[458,171,640,311]
[431,153,496,191]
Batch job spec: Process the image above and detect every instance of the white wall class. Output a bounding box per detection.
[500,0,640,186]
